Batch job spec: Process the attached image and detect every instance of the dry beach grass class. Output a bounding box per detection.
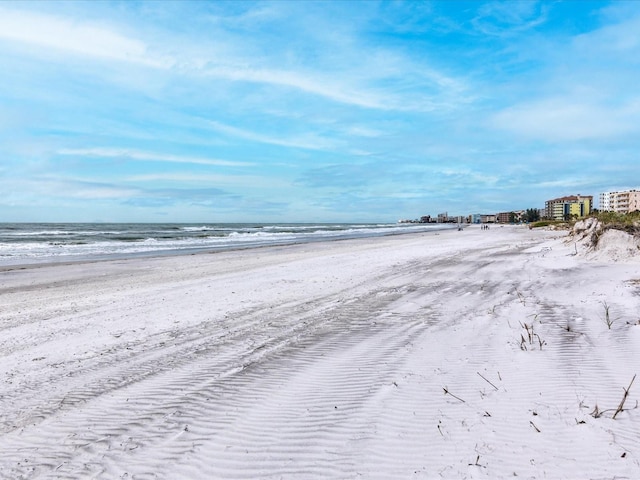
[1,225,639,479]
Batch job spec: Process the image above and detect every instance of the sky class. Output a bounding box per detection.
[1,1,639,223]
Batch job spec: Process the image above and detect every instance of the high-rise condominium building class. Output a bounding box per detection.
[544,194,593,221]
[598,189,640,213]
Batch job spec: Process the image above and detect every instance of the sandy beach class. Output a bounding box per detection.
[1,225,639,479]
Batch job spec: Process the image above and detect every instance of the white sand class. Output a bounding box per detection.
[1,225,639,479]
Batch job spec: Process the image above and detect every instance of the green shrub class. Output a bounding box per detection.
[529,220,563,228]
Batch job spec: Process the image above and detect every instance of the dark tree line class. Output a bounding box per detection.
[525,208,540,223]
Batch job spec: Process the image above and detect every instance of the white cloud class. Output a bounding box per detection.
[0,7,388,110]
[436,167,500,186]
[206,120,340,151]
[0,7,467,113]
[58,148,254,167]
[125,172,290,189]
[573,12,640,56]
[345,126,384,138]
[491,98,640,142]
[533,177,592,189]
[384,192,429,199]
[71,185,141,199]
[472,1,548,36]
[4,176,141,200]
[0,7,172,68]
[203,65,394,111]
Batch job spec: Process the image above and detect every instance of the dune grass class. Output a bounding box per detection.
[591,211,640,235]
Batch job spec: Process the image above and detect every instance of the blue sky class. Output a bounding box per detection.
[1,1,639,223]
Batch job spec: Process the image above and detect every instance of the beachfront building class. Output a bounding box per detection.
[496,211,525,223]
[599,189,640,213]
[480,214,496,224]
[497,212,512,224]
[599,192,612,212]
[469,213,482,224]
[515,210,525,222]
[544,194,593,221]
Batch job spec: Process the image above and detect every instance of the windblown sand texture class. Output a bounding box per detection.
[1,226,639,479]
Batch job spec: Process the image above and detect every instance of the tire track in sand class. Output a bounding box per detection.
[1,269,446,479]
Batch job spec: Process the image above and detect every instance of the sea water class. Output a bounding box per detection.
[0,222,454,266]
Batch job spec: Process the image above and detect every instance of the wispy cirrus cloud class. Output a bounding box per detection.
[125,172,291,189]
[491,97,640,142]
[206,120,340,151]
[203,66,392,111]
[19,174,236,206]
[0,6,468,113]
[3,2,640,222]
[471,1,548,36]
[8,175,142,200]
[58,148,255,167]
[0,7,171,68]
[573,9,640,56]
[532,177,594,189]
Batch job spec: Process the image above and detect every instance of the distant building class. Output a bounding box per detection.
[544,194,593,220]
[496,212,511,224]
[480,214,496,224]
[514,210,526,222]
[599,192,613,212]
[469,213,482,224]
[599,189,640,213]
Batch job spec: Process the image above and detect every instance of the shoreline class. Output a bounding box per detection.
[0,223,459,271]
[2,224,638,478]
[0,224,470,276]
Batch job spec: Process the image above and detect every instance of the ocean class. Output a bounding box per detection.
[0,222,454,266]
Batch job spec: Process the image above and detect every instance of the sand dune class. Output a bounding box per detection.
[1,226,639,479]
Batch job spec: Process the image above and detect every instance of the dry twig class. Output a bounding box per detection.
[613,374,636,419]
[477,372,499,391]
[443,387,466,403]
